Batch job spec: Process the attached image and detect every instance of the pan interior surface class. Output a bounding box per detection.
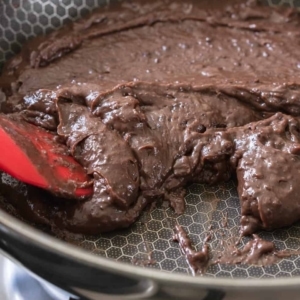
[1,0,300,280]
[62,181,300,279]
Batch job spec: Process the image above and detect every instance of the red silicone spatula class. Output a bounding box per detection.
[0,114,93,199]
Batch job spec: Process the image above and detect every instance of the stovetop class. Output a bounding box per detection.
[0,252,78,300]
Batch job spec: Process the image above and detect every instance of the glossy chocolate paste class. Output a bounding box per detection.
[173,225,210,274]
[1,0,300,238]
[174,225,295,272]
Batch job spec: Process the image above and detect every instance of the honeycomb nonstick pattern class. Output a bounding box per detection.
[77,181,300,278]
[1,0,300,279]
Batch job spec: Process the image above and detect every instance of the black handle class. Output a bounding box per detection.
[204,290,225,300]
[71,287,225,300]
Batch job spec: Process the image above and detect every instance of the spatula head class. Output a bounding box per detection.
[0,114,93,198]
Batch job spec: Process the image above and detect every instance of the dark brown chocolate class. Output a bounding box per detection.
[1,0,300,236]
[173,225,209,275]
[215,232,300,266]
[174,226,300,271]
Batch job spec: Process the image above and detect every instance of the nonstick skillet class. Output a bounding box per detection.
[1,1,300,299]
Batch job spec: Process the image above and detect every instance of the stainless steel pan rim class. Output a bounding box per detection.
[0,208,299,290]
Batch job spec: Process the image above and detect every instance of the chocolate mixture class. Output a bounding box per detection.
[174,225,295,273]
[173,225,210,274]
[1,0,300,244]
